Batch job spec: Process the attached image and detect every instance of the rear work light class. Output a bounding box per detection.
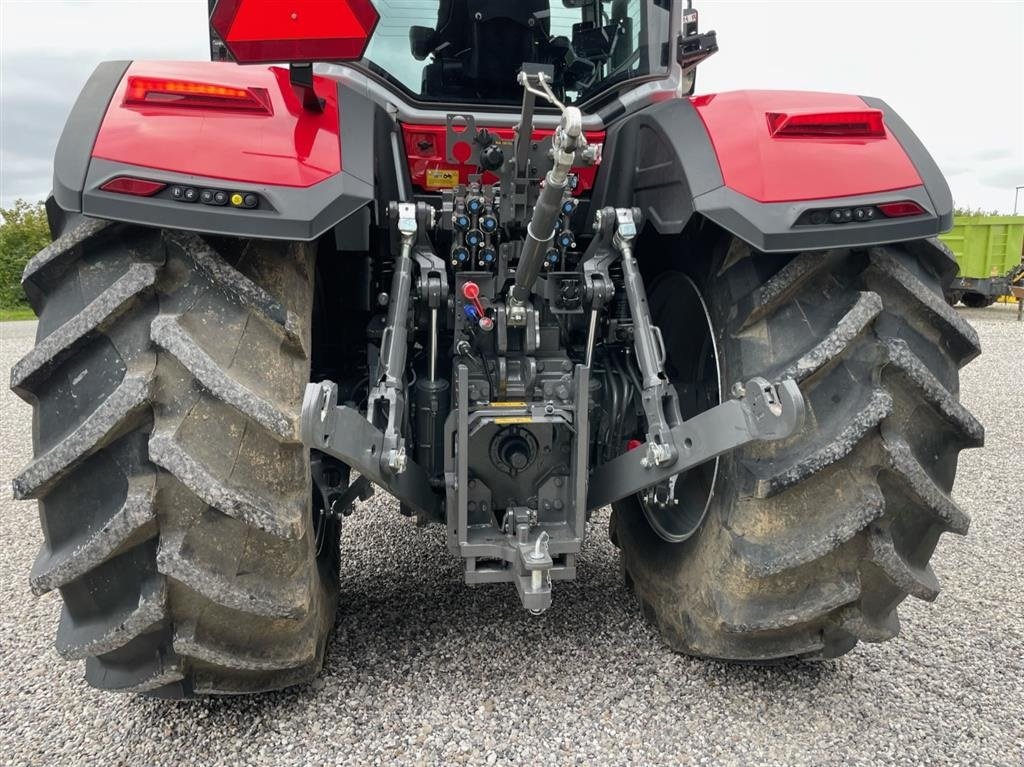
[210,0,380,64]
[99,177,167,197]
[876,201,927,218]
[767,109,886,138]
[125,76,273,114]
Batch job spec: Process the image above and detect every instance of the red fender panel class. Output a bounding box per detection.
[691,90,922,203]
[91,61,341,188]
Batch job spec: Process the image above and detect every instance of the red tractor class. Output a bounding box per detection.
[12,0,981,697]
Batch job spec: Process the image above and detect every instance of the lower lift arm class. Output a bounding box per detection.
[301,202,443,519]
[583,207,806,511]
[586,376,804,510]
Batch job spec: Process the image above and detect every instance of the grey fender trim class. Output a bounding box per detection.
[592,95,953,252]
[590,98,723,234]
[861,96,954,232]
[76,81,376,241]
[694,185,946,253]
[53,61,132,213]
[83,159,373,241]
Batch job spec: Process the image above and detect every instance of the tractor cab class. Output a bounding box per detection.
[402,0,658,104]
[209,0,710,110]
[375,0,683,107]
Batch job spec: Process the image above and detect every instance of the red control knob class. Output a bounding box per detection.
[462,281,486,318]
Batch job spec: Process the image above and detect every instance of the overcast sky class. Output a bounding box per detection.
[1,1,1022,212]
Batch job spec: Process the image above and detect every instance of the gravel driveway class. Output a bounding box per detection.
[2,306,1021,766]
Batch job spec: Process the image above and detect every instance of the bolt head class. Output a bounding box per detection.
[388,447,408,473]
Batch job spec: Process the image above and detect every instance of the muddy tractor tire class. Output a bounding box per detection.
[612,238,982,661]
[10,214,339,696]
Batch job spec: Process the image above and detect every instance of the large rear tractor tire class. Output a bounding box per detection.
[612,237,982,661]
[10,212,339,696]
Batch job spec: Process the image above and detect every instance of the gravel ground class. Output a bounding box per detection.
[1,305,1021,767]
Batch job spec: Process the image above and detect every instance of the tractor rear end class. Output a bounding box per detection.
[10,0,981,697]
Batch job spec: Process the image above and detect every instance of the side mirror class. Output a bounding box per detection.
[677,9,718,79]
[410,26,436,61]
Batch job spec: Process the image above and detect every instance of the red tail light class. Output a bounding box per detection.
[100,177,167,197]
[877,201,926,218]
[210,0,380,64]
[767,109,886,138]
[125,76,273,114]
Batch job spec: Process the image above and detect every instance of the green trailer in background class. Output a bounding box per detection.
[939,216,1024,307]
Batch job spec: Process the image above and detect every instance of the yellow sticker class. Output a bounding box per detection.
[425,168,460,189]
[488,401,529,408]
[493,416,534,425]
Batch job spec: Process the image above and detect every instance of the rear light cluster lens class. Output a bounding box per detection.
[876,201,927,218]
[767,110,886,139]
[125,76,273,114]
[100,177,260,209]
[796,200,927,226]
[100,177,166,197]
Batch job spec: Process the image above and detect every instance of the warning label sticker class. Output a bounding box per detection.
[425,169,460,188]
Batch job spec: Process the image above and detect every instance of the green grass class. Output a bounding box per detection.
[0,306,36,322]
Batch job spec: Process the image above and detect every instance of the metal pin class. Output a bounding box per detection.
[429,307,438,382]
[584,309,598,368]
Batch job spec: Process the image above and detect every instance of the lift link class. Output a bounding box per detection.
[581,207,807,511]
[302,201,445,519]
[611,207,684,470]
[367,202,421,475]
[410,214,448,382]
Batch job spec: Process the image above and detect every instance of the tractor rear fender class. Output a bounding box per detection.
[591,90,953,252]
[51,60,376,241]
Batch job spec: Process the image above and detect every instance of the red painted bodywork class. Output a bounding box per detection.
[92,61,341,188]
[401,124,604,196]
[691,91,922,203]
[92,66,919,207]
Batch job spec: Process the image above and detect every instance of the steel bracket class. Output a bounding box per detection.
[587,377,805,510]
[302,381,441,518]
